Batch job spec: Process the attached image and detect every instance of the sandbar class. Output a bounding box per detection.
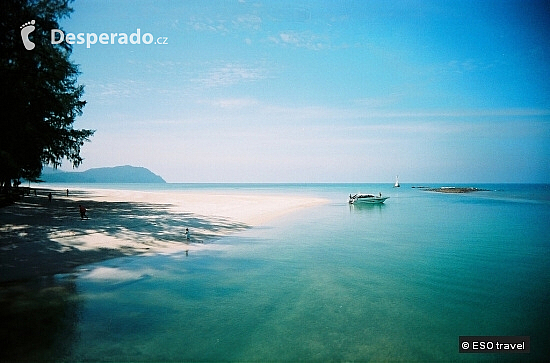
[0,187,327,282]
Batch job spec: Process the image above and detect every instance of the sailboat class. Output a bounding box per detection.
[394,175,400,188]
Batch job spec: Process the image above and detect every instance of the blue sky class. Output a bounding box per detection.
[56,0,549,183]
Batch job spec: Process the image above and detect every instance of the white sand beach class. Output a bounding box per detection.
[0,186,327,282]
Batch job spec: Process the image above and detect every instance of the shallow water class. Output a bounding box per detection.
[1,184,549,361]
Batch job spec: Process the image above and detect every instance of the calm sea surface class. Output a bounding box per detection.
[2,184,549,362]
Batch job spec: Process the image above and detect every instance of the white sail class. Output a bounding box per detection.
[394,175,400,187]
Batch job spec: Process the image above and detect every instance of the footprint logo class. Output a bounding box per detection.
[20,20,36,50]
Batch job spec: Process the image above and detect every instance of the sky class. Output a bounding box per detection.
[54,0,550,183]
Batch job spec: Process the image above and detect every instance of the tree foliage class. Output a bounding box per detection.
[0,0,94,189]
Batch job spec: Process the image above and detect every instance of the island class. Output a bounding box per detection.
[423,187,489,193]
[40,165,166,183]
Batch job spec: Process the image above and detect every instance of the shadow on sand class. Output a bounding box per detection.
[0,189,248,283]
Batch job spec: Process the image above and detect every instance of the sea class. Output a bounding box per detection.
[1,183,549,362]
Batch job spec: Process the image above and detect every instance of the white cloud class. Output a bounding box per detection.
[272,31,330,50]
[82,79,151,104]
[233,14,262,31]
[192,62,268,88]
[187,16,229,34]
[209,98,259,108]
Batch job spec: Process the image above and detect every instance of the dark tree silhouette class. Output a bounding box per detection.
[0,0,94,191]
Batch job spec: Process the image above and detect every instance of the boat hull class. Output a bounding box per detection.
[348,195,389,204]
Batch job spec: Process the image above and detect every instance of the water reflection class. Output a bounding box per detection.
[348,202,386,214]
[0,276,81,362]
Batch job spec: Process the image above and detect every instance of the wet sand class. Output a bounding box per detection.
[0,187,326,282]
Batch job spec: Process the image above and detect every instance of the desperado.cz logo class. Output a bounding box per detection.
[20,20,36,50]
[20,20,168,50]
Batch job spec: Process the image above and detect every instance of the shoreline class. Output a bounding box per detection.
[0,186,327,283]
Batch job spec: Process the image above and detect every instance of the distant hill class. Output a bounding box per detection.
[41,165,166,183]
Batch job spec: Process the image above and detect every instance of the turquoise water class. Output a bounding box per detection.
[1,184,549,361]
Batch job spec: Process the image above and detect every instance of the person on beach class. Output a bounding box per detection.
[48,192,52,202]
[185,228,190,240]
[66,189,69,197]
[79,204,88,220]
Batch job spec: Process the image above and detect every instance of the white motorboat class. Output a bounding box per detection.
[348,193,389,204]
